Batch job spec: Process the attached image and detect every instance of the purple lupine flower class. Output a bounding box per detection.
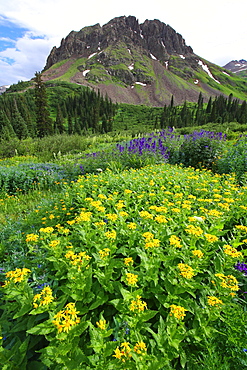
[235,262,247,275]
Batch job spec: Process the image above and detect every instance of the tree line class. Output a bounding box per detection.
[160,93,247,128]
[0,73,247,141]
[0,72,116,140]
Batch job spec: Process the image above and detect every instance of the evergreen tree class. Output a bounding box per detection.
[54,105,65,134]
[34,72,53,137]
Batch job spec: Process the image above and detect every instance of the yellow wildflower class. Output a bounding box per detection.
[126,272,138,286]
[223,245,243,258]
[49,240,60,248]
[33,286,54,308]
[127,222,137,229]
[26,233,39,242]
[99,248,111,259]
[170,304,187,320]
[178,263,195,279]
[207,296,223,307]
[205,234,218,243]
[129,295,147,312]
[169,235,182,248]
[134,341,147,354]
[39,227,54,234]
[96,319,107,330]
[124,257,134,266]
[105,230,116,240]
[185,224,203,237]
[192,249,204,258]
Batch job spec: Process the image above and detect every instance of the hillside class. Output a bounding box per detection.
[41,16,247,106]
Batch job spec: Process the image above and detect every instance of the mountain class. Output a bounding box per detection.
[223,59,247,79]
[42,16,247,106]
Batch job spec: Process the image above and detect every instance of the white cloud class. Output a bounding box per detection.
[0,0,246,85]
[0,34,57,85]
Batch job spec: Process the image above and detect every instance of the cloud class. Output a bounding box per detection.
[0,33,58,85]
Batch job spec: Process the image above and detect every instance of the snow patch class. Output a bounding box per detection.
[140,31,144,39]
[86,45,90,49]
[128,49,131,54]
[223,71,230,76]
[82,70,90,76]
[128,63,134,70]
[150,53,157,60]
[179,55,185,59]
[198,60,220,84]
[165,61,169,69]
[161,41,166,49]
[88,52,97,59]
[135,82,146,86]
[194,79,199,84]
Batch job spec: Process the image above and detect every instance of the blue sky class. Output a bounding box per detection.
[0,0,246,86]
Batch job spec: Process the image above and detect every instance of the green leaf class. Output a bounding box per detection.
[26,321,54,335]
[13,303,32,319]
[89,292,108,310]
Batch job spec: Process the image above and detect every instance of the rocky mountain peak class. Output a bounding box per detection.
[44,15,193,70]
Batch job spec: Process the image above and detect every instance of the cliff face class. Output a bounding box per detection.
[45,16,193,70]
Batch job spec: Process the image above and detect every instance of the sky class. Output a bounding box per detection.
[0,0,246,86]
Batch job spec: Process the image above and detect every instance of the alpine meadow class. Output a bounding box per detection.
[0,15,247,370]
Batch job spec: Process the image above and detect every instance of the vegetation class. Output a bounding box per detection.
[0,81,247,369]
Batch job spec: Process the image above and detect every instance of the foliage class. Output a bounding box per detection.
[0,163,247,369]
[215,136,247,183]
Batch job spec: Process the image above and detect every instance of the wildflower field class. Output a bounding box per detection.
[0,131,247,369]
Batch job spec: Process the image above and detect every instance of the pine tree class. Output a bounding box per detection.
[34,72,53,137]
[54,105,65,134]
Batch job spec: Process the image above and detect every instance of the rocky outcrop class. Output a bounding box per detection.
[44,16,194,70]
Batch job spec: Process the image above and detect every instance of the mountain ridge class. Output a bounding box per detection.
[41,16,247,106]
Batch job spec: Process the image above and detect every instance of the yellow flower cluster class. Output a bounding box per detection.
[215,273,239,291]
[33,286,54,308]
[142,231,160,249]
[154,215,168,223]
[49,240,60,248]
[149,205,167,213]
[74,211,92,222]
[129,295,147,312]
[185,224,203,237]
[26,233,39,242]
[133,341,147,354]
[106,213,118,222]
[39,227,54,234]
[127,222,137,230]
[124,257,134,266]
[125,272,138,286]
[207,296,223,307]
[65,250,91,270]
[170,304,187,320]
[192,249,204,258]
[96,319,107,330]
[99,248,110,259]
[3,267,31,286]
[113,342,132,361]
[89,200,105,212]
[178,263,195,279]
[205,233,218,243]
[52,302,80,333]
[139,210,153,219]
[113,341,147,361]
[235,225,247,232]
[223,245,243,258]
[105,230,117,240]
[116,200,125,210]
[169,235,182,248]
